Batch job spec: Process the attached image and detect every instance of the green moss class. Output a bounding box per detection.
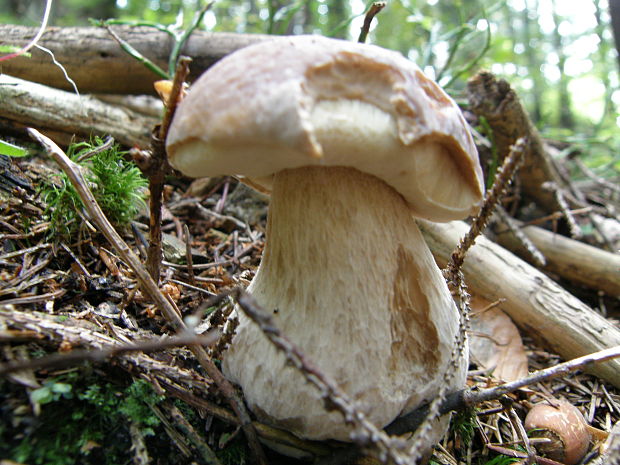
[1,373,163,465]
[41,137,147,240]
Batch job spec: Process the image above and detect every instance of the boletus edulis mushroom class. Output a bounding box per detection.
[166,35,484,449]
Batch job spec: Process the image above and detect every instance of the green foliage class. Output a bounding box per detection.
[450,405,478,448]
[481,455,520,465]
[41,137,147,240]
[2,372,164,465]
[30,380,74,404]
[216,434,248,465]
[0,139,28,157]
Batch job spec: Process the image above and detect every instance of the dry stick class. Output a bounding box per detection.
[0,331,220,376]
[234,290,412,465]
[465,345,620,405]
[357,2,386,43]
[183,224,196,287]
[494,205,546,267]
[144,57,192,283]
[296,340,620,463]
[27,129,268,465]
[445,137,527,274]
[166,403,223,465]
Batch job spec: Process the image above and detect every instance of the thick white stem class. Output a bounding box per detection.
[223,166,466,442]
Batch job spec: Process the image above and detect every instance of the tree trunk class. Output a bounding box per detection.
[609,0,620,72]
[522,0,543,123]
[467,71,568,214]
[550,0,574,129]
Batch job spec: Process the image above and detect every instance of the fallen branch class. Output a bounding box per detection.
[0,324,220,376]
[419,219,620,388]
[495,222,620,298]
[0,25,275,94]
[0,75,156,147]
[0,307,213,391]
[467,71,570,214]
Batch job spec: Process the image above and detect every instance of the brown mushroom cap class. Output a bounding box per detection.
[166,35,484,222]
[525,400,591,465]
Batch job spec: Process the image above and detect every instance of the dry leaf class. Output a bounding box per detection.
[469,295,528,382]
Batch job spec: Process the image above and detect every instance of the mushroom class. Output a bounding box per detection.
[166,36,484,445]
[525,400,591,465]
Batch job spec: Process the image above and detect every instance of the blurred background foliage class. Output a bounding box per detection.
[1,0,619,174]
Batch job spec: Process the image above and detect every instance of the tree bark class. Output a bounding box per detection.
[419,219,620,389]
[495,223,620,298]
[0,75,156,147]
[0,25,275,95]
[609,0,620,72]
[467,71,568,214]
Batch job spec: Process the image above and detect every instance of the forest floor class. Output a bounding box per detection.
[1,115,620,465]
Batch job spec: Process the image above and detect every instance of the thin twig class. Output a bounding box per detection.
[445,137,527,274]
[406,137,527,463]
[0,331,219,376]
[27,129,268,465]
[323,345,620,465]
[75,136,115,163]
[165,403,223,465]
[183,224,196,287]
[141,56,191,283]
[495,205,546,267]
[543,181,583,239]
[357,2,386,43]
[0,0,53,62]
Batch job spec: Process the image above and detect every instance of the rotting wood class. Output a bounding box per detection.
[467,71,570,214]
[495,222,620,298]
[419,219,620,389]
[0,25,275,95]
[0,74,156,147]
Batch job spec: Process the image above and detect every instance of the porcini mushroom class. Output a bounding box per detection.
[166,36,484,445]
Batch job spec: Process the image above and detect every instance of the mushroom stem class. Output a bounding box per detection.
[223,166,466,442]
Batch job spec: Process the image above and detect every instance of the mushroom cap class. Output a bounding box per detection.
[524,400,591,465]
[167,35,484,222]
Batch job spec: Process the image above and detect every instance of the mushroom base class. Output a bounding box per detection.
[223,166,467,445]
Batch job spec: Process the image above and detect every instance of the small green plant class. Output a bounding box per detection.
[0,138,28,157]
[41,137,147,239]
[3,372,165,465]
[482,455,520,465]
[450,405,478,448]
